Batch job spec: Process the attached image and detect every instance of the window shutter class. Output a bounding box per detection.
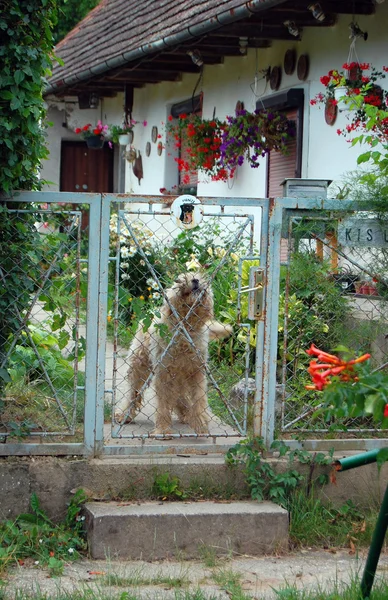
[267,108,298,199]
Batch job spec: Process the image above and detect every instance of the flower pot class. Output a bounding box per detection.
[334,87,361,111]
[85,136,104,149]
[118,134,131,145]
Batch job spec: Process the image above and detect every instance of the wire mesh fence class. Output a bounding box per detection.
[279,213,388,437]
[0,202,88,441]
[105,204,259,440]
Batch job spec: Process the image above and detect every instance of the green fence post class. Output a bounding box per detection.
[360,482,388,598]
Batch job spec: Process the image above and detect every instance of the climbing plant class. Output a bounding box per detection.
[0,0,57,193]
[0,1,58,394]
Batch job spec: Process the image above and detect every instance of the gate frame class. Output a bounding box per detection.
[1,191,388,456]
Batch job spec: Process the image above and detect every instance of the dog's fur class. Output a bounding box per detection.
[114,273,232,434]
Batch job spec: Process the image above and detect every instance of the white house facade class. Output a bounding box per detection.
[42,0,388,201]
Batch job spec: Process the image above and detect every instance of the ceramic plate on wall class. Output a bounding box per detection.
[145,141,151,156]
[270,66,282,91]
[297,54,309,81]
[284,49,296,75]
[151,126,158,143]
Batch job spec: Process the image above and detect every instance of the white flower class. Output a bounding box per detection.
[144,250,151,256]
[207,247,213,256]
[121,262,129,269]
[121,273,130,280]
[146,278,154,285]
[128,249,136,257]
[121,247,130,258]
[34,561,39,565]
[68,548,74,554]
[140,260,145,266]
[39,539,43,544]
[152,291,161,299]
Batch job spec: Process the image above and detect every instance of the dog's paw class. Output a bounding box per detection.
[208,321,233,340]
[114,410,133,425]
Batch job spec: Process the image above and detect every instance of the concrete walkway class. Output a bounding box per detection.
[4,550,388,599]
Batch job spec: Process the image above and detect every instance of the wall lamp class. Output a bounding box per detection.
[308,3,325,21]
[187,49,204,67]
[284,20,301,37]
[239,36,249,55]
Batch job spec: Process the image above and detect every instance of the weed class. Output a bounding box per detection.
[152,473,187,500]
[212,568,251,600]
[198,544,219,568]
[288,491,376,550]
[101,570,189,588]
[0,490,87,575]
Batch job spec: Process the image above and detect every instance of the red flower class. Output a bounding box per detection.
[320,75,331,86]
[384,404,388,418]
[74,128,81,134]
[305,344,371,391]
[168,115,173,121]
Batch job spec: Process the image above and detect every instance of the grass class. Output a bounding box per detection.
[4,577,388,600]
[100,565,190,588]
[288,491,377,550]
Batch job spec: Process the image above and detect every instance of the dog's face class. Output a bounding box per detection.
[164,272,214,324]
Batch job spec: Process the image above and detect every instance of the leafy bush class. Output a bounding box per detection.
[0,490,87,575]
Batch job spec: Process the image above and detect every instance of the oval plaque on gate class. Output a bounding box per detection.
[171,195,203,230]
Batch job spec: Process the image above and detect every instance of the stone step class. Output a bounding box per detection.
[84,500,288,560]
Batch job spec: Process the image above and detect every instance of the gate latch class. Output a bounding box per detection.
[241,267,265,320]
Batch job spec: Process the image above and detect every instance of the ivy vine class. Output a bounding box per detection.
[0,0,58,193]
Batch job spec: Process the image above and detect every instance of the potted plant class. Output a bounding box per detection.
[310,62,388,131]
[74,120,109,149]
[109,120,137,145]
[166,114,230,182]
[219,108,295,173]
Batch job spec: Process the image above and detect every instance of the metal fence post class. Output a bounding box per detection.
[83,194,102,456]
[260,197,283,449]
[94,193,111,456]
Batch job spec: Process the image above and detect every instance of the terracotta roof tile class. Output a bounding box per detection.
[50,0,260,87]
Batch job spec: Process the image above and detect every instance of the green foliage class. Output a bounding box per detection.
[0,0,57,193]
[316,361,388,428]
[288,492,375,550]
[0,490,87,574]
[225,437,333,507]
[53,0,100,43]
[152,473,186,500]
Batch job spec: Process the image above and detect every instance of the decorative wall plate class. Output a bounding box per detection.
[151,126,158,143]
[270,66,282,91]
[284,49,296,76]
[297,54,309,81]
[157,141,163,156]
[324,98,338,126]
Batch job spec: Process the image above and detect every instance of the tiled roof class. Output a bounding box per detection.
[50,0,264,89]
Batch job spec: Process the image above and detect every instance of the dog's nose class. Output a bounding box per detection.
[192,278,199,290]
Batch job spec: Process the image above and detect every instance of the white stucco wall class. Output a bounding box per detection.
[42,3,388,200]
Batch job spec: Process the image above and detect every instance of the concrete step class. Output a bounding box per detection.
[84,500,289,560]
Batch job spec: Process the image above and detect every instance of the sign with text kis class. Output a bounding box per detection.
[337,218,388,248]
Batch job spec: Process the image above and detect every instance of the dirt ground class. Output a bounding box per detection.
[3,549,388,599]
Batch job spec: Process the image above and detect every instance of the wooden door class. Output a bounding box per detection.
[60,141,114,193]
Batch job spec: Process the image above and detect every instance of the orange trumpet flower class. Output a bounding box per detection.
[305,344,371,391]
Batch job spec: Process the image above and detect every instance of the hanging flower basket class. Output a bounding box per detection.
[74,121,109,149]
[85,136,105,149]
[118,134,132,146]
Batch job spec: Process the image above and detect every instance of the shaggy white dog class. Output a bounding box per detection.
[114,272,232,434]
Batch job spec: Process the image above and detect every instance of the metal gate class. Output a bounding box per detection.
[1,192,387,456]
[277,202,388,450]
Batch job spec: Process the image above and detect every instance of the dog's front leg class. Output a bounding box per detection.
[153,379,174,435]
[186,371,210,435]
